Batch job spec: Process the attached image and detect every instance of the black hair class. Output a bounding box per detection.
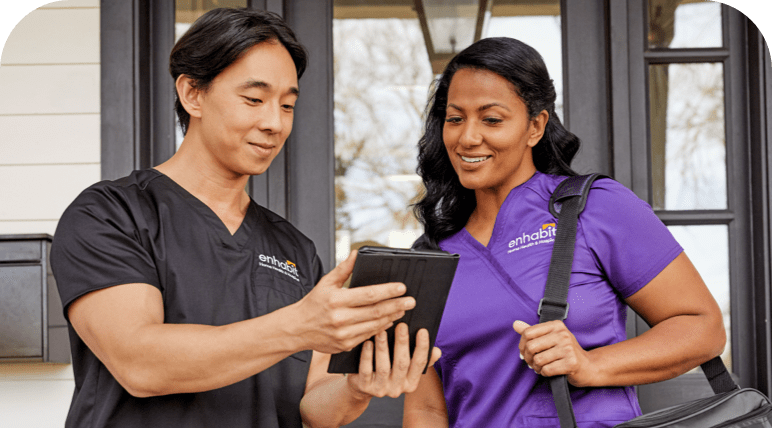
[413,37,580,246]
[170,7,308,135]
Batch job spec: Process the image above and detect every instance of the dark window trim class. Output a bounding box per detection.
[247,0,288,215]
[748,21,772,397]
[283,0,335,268]
[100,0,175,180]
[611,0,768,409]
[644,48,729,62]
[724,6,754,391]
[561,0,611,175]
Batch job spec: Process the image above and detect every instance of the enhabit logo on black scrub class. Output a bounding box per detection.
[258,254,300,282]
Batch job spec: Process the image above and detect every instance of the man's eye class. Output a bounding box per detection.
[245,97,262,104]
[282,105,295,111]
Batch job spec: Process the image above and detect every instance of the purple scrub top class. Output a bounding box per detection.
[435,172,683,427]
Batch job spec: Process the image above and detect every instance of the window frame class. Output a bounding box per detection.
[610,0,764,410]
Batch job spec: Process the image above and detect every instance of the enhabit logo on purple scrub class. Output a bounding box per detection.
[258,254,300,282]
[507,223,556,254]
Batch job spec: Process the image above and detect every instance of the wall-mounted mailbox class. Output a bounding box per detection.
[0,234,70,363]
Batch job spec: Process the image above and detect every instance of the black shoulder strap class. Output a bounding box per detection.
[541,173,606,428]
[541,173,607,324]
[702,354,739,394]
[542,174,737,428]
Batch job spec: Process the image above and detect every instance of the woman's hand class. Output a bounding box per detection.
[347,323,442,399]
[513,320,597,387]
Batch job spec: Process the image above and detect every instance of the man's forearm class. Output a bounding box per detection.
[97,303,307,397]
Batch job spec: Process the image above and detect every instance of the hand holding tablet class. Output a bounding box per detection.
[327,246,459,374]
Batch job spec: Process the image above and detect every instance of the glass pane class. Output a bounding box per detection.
[668,225,732,371]
[175,0,247,40]
[333,8,432,265]
[648,0,722,49]
[174,0,248,150]
[487,0,563,120]
[649,62,726,210]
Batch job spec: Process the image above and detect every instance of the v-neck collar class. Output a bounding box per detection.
[151,169,255,250]
[463,171,540,249]
[453,229,540,315]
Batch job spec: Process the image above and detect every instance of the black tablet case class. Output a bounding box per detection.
[327,246,460,374]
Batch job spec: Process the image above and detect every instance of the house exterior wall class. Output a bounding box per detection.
[0,0,99,425]
[0,0,100,236]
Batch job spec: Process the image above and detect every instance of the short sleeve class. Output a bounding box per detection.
[580,179,683,298]
[50,186,161,319]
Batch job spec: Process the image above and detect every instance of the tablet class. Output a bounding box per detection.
[327,245,459,374]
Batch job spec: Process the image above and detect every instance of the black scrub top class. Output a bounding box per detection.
[50,169,324,428]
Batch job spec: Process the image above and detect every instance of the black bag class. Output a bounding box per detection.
[541,173,772,428]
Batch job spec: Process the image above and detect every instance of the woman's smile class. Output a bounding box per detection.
[460,155,491,163]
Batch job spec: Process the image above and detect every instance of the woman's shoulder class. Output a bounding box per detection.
[585,176,650,213]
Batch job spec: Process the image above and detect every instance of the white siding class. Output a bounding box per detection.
[0,364,74,428]
[1,8,99,65]
[0,164,100,231]
[40,0,100,8]
[0,65,100,115]
[0,115,100,165]
[0,0,98,424]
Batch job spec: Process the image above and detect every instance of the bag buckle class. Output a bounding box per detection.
[538,299,569,320]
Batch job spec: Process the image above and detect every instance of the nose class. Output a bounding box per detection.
[257,102,283,134]
[458,122,482,147]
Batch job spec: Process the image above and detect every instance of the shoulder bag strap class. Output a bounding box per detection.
[541,173,607,428]
[543,174,737,428]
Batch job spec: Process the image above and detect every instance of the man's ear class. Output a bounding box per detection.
[526,110,549,148]
[176,75,203,119]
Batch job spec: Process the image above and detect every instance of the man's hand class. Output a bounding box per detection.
[346,323,442,399]
[292,251,416,354]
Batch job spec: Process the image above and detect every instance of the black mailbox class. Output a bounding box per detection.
[0,234,70,363]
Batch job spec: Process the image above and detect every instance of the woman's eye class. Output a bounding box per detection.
[445,117,462,124]
[483,117,503,124]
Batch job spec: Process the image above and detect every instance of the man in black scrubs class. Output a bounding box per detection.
[50,8,438,428]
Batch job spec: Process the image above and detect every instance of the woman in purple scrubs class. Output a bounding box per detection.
[403,37,726,427]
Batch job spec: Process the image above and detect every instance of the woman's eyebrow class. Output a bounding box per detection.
[446,102,510,112]
[478,103,510,112]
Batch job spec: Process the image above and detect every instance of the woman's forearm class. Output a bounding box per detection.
[300,375,371,428]
[403,408,450,428]
[582,312,725,388]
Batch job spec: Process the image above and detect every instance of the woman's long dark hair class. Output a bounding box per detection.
[413,37,580,246]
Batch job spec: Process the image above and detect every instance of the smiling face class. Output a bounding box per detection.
[182,40,299,177]
[443,68,547,198]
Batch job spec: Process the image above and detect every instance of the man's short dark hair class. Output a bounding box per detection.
[170,8,309,135]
